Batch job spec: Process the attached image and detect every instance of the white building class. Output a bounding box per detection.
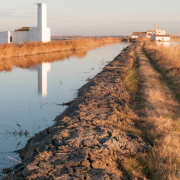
[147,30,155,38]
[131,32,148,39]
[151,24,170,42]
[0,3,51,44]
[132,30,155,39]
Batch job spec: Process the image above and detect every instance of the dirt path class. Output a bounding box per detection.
[129,44,180,179]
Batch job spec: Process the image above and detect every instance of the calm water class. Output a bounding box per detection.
[0,42,131,174]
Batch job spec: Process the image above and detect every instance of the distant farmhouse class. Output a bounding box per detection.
[132,24,170,42]
[132,30,155,39]
[0,3,51,44]
[151,24,170,42]
[132,32,146,38]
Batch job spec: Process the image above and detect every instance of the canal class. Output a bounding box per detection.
[0,42,131,175]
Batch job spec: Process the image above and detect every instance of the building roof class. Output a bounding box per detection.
[15,27,29,31]
[132,32,146,35]
[155,34,170,37]
[147,30,155,32]
[147,33,153,36]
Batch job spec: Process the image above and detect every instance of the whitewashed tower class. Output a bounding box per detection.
[37,3,47,31]
[0,3,51,43]
[36,3,51,42]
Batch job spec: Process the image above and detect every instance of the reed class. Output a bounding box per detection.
[144,41,180,71]
[0,38,122,72]
[170,35,180,42]
[0,37,122,59]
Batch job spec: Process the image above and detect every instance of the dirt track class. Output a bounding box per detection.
[2,42,150,180]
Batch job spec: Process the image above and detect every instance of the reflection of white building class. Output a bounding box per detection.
[36,63,51,97]
[156,42,170,47]
[0,3,51,44]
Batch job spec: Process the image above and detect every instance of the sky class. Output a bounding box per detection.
[0,0,179,36]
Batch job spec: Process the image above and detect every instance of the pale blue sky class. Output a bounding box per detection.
[0,0,179,36]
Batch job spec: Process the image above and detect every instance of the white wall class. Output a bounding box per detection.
[151,35,170,42]
[132,35,138,39]
[42,27,51,42]
[10,31,29,43]
[139,33,147,38]
[147,33,153,38]
[37,3,47,30]
[37,3,50,42]
[155,36,170,42]
[0,31,10,44]
[29,27,38,42]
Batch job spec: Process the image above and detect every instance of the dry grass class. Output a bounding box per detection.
[0,37,122,59]
[121,44,180,179]
[170,35,180,42]
[144,41,180,98]
[0,38,122,72]
[125,56,139,93]
[144,41,180,70]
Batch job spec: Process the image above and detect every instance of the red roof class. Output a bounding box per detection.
[147,33,153,36]
[155,34,170,37]
[15,27,29,31]
[147,30,155,32]
[132,32,146,35]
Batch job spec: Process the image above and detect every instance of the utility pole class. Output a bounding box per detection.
[66,30,68,39]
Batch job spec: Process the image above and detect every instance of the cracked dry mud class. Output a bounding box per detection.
[3,43,149,180]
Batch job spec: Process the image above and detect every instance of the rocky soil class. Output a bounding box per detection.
[2,42,149,180]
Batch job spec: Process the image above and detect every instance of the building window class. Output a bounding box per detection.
[10,36,12,43]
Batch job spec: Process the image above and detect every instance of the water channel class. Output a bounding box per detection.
[0,42,131,175]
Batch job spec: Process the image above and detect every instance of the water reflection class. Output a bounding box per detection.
[156,41,171,47]
[36,63,51,97]
[156,41,180,47]
[0,50,87,72]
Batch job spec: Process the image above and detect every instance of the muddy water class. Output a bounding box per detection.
[0,42,131,174]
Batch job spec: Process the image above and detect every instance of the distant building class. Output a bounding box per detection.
[0,3,51,44]
[132,32,147,39]
[132,30,155,39]
[147,30,155,38]
[151,24,170,42]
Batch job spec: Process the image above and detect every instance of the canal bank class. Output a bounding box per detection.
[2,42,149,180]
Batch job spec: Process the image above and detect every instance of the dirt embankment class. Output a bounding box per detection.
[2,42,149,180]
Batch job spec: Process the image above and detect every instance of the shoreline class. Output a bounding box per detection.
[2,42,149,180]
[0,38,123,60]
[0,41,126,73]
